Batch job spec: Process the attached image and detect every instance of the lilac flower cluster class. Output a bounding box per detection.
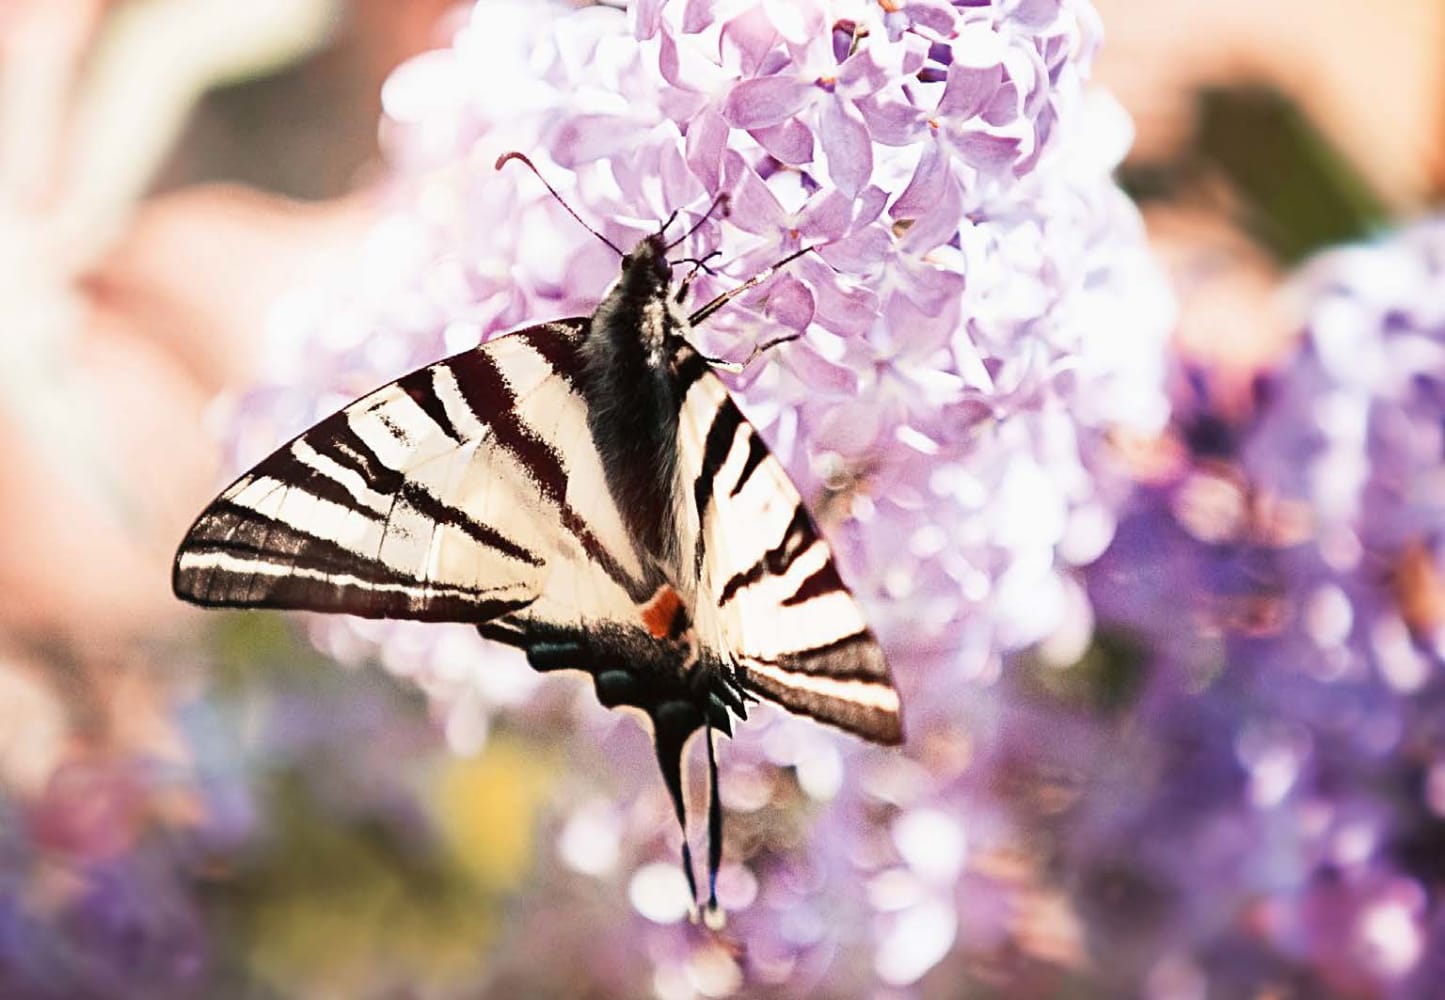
[235,0,1172,992]
[1060,219,1445,995]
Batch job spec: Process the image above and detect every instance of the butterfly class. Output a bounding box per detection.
[173,153,903,914]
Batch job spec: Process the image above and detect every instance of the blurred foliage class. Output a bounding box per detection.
[1016,627,1150,717]
[1195,87,1391,264]
[204,773,495,996]
[1122,85,1391,265]
[431,744,556,893]
[205,612,335,692]
[155,28,384,200]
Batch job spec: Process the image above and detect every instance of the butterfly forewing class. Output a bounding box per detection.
[674,349,902,745]
[173,319,647,631]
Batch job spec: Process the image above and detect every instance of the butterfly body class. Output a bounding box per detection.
[174,229,901,909]
[578,234,692,579]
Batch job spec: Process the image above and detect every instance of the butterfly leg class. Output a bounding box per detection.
[698,333,803,375]
[687,245,815,326]
[674,251,723,304]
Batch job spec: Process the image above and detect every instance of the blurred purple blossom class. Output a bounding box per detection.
[1245,219,1445,686]
[0,767,212,1000]
[230,0,1172,992]
[0,653,506,998]
[1060,218,1445,996]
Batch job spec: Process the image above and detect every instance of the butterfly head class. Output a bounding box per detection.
[588,232,690,368]
[619,234,675,297]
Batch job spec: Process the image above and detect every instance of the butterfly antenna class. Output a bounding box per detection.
[665,192,731,252]
[688,244,817,326]
[496,151,625,257]
[673,250,724,304]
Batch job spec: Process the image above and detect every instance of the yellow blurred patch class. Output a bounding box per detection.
[430,735,556,892]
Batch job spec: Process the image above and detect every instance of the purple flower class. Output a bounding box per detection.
[232,0,1171,991]
[0,841,209,999]
[1051,218,1445,995]
[1245,219,1445,682]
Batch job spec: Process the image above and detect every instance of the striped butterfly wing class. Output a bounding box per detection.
[676,349,903,745]
[174,319,658,635]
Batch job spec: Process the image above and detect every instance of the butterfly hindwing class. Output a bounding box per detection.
[674,348,903,745]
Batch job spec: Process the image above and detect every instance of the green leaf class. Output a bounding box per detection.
[1195,86,1390,265]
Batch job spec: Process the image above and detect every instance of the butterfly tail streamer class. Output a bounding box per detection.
[654,707,701,909]
[705,720,723,914]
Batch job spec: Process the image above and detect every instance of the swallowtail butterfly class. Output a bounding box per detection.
[173,154,903,914]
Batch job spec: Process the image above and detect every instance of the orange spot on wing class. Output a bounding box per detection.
[641,585,685,640]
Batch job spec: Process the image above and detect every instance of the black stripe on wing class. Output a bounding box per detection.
[717,505,816,606]
[450,349,570,504]
[398,367,466,444]
[516,326,585,390]
[673,349,711,395]
[292,413,539,565]
[752,630,884,681]
[740,632,902,744]
[691,400,745,575]
[731,434,769,498]
[175,498,535,620]
[780,559,847,607]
